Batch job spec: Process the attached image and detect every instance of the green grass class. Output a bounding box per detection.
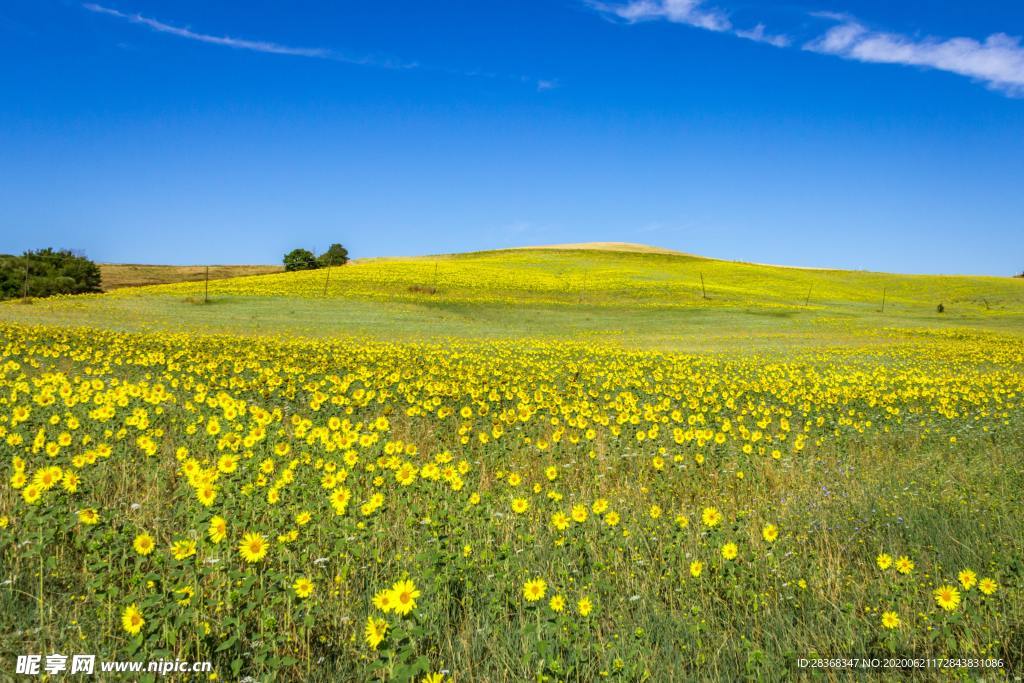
[4,246,1023,352]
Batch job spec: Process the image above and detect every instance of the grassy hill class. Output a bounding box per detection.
[106,246,1024,311]
[3,245,1023,350]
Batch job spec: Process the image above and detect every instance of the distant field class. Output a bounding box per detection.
[0,246,1014,351]
[99,263,282,290]
[103,247,1024,313]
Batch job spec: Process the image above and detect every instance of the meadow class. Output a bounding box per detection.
[1,246,1022,680]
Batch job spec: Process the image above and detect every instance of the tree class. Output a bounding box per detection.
[0,248,102,300]
[318,243,349,267]
[283,248,319,272]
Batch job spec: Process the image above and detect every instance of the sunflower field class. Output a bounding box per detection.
[1,321,1022,680]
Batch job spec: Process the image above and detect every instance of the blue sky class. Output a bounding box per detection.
[1,1,1022,274]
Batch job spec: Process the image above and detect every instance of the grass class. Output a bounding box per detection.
[101,247,1024,312]
[5,246,1024,352]
[99,263,282,291]
[1,244,1022,680]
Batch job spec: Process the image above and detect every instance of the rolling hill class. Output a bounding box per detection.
[3,244,1022,350]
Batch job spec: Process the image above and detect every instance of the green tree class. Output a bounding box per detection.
[318,243,350,267]
[0,248,102,300]
[283,248,319,272]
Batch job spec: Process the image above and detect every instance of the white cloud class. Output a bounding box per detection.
[592,1,791,49]
[592,0,731,32]
[83,3,559,87]
[805,18,1024,95]
[592,1,1024,97]
[83,3,332,58]
[735,23,790,48]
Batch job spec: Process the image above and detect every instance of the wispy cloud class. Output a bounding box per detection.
[591,0,1024,97]
[83,3,423,70]
[83,3,333,59]
[591,0,790,50]
[805,17,1024,96]
[592,0,731,32]
[84,3,558,89]
[735,23,790,49]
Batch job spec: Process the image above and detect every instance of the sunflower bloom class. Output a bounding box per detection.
[389,579,421,616]
[238,532,268,563]
[364,616,387,650]
[133,533,155,556]
[208,516,227,544]
[121,603,145,635]
[293,577,314,599]
[523,578,547,602]
[958,569,977,591]
[934,585,961,611]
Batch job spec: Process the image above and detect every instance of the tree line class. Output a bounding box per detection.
[0,249,102,300]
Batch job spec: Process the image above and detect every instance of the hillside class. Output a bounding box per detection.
[3,245,1022,350]
[99,263,283,290]
[111,245,1024,313]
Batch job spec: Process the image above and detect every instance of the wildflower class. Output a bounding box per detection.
[978,578,998,595]
[196,485,217,507]
[208,516,227,544]
[133,533,155,556]
[373,589,394,613]
[171,539,197,560]
[293,577,314,599]
[958,569,977,591]
[511,498,529,514]
[934,585,961,611]
[876,553,893,570]
[364,616,387,650]
[689,561,703,578]
[881,611,900,629]
[895,556,914,575]
[523,578,547,602]
[22,485,42,505]
[390,579,421,616]
[549,595,566,612]
[701,507,722,527]
[761,524,778,543]
[121,604,145,635]
[577,596,593,616]
[238,532,268,563]
[571,504,588,523]
[77,508,100,525]
[721,542,738,560]
[551,512,570,531]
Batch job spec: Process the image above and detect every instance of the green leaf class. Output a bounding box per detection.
[216,635,238,653]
